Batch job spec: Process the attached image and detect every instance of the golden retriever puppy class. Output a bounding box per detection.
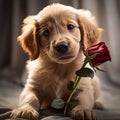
[11,3,103,120]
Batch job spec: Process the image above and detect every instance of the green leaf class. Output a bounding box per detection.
[84,50,89,56]
[51,98,65,109]
[89,62,96,72]
[76,67,94,78]
[67,81,74,90]
[95,66,106,72]
[69,99,79,106]
[89,54,96,60]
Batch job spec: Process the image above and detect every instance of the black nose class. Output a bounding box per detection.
[55,42,69,54]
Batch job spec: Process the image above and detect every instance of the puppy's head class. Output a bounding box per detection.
[18,4,102,64]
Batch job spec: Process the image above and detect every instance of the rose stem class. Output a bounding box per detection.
[64,61,87,115]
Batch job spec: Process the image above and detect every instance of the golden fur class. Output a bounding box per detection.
[11,3,103,120]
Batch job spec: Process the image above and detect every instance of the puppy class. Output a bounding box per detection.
[11,3,103,120]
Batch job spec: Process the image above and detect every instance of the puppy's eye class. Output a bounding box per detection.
[67,24,75,31]
[43,29,50,36]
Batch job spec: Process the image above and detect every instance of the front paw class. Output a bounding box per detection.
[11,104,39,120]
[71,106,96,120]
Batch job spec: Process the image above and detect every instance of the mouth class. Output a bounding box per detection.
[47,52,77,64]
[59,55,75,60]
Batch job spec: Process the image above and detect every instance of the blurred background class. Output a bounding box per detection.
[0,0,120,113]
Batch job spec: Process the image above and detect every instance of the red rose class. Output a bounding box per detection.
[87,42,111,66]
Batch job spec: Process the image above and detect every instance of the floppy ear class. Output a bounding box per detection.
[77,10,103,50]
[18,16,40,60]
